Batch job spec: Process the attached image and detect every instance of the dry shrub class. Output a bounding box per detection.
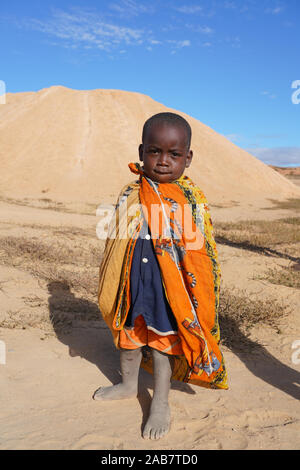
[0,308,51,331]
[264,198,300,211]
[0,278,102,333]
[0,194,97,215]
[0,229,103,332]
[255,266,300,289]
[215,218,300,248]
[218,286,291,350]
[215,218,300,288]
[30,264,99,296]
[0,236,102,267]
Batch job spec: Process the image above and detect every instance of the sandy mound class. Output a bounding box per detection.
[1,86,300,206]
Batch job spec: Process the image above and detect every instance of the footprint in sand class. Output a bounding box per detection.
[71,433,124,450]
[182,413,249,450]
[188,408,297,450]
[221,408,296,431]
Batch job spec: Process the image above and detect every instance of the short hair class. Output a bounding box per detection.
[142,112,192,150]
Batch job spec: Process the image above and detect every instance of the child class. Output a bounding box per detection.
[95,112,228,440]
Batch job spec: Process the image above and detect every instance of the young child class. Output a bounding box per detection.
[95,112,228,440]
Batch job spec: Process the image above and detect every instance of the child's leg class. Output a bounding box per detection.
[143,348,173,440]
[93,347,142,400]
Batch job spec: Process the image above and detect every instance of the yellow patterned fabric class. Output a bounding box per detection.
[98,163,228,389]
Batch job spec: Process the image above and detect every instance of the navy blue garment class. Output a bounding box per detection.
[125,219,178,335]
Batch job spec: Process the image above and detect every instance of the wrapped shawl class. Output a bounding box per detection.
[98,162,228,390]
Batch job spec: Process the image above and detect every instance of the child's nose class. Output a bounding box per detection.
[157,152,169,165]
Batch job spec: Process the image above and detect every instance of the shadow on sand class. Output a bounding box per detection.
[219,315,300,400]
[47,281,195,430]
[48,280,300,428]
[216,234,300,264]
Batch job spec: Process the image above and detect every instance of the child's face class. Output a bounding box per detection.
[139,123,193,183]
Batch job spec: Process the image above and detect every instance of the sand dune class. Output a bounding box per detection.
[1,85,299,206]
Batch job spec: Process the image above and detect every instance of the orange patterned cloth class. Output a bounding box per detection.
[119,314,184,356]
[98,162,228,389]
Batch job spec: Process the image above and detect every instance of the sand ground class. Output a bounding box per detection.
[0,192,299,450]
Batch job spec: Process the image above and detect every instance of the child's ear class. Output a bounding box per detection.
[185,150,193,168]
[138,144,144,161]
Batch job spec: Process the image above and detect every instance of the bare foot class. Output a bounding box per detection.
[143,400,171,440]
[93,383,138,401]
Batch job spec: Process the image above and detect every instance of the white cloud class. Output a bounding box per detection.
[149,39,162,45]
[224,1,236,9]
[167,39,191,55]
[260,90,277,99]
[179,39,191,47]
[18,6,197,55]
[109,0,154,17]
[167,39,191,49]
[174,5,203,14]
[265,6,284,15]
[253,133,286,140]
[199,26,214,34]
[21,7,145,51]
[173,3,216,17]
[225,35,241,48]
[247,147,300,166]
[185,24,214,34]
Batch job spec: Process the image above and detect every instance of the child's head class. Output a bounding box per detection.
[139,112,193,183]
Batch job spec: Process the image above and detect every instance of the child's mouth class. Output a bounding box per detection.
[154,169,172,175]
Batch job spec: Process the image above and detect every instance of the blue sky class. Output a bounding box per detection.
[1,0,300,166]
